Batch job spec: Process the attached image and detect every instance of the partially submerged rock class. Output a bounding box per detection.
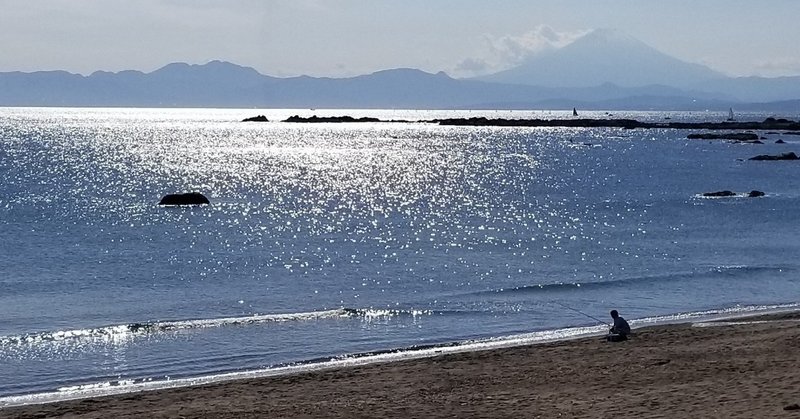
[703,190,736,197]
[748,152,799,161]
[158,192,210,206]
[687,132,760,141]
[266,115,800,131]
[435,116,800,130]
[702,190,765,198]
[242,115,268,122]
[284,115,381,123]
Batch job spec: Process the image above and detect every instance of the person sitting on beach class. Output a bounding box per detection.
[608,310,631,341]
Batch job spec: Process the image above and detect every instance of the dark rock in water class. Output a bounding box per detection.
[242,115,268,122]
[271,114,800,131]
[686,132,760,141]
[784,404,800,411]
[765,117,791,124]
[748,152,800,161]
[775,139,786,144]
[158,192,210,206]
[284,115,381,123]
[702,190,765,198]
[703,190,736,197]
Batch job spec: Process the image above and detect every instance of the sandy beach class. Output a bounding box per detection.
[3,312,799,418]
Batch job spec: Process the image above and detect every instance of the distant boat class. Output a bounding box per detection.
[573,107,578,117]
[727,107,735,121]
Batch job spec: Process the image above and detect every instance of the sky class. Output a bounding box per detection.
[2,0,799,78]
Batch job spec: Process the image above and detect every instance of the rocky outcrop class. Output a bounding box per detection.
[284,115,382,123]
[434,117,643,129]
[158,192,210,206]
[686,132,760,141]
[268,115,800,134]
[748,152,799,161]
[271,115,800,131]
[702,190,765,198]
[242,115,268,122]
[436,117,800,130]
[703,190,736,197]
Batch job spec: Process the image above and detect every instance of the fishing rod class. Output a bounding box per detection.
[553,301,609,326]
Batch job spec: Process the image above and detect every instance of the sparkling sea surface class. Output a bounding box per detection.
[1,107,799,402]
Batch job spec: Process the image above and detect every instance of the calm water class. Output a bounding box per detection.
[1,107,799,402]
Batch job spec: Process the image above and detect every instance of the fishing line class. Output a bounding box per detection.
[553,301,609,326]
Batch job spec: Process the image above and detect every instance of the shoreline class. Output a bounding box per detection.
[271,114,800,131]
[4,310,799,418]
[1,305,794,407]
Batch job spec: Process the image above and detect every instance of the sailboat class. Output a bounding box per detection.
[573,107,578,117]
[726,107,735,122]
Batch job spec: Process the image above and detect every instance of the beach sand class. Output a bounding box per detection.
[3,312,799,418]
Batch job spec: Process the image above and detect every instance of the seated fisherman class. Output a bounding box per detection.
[608,309,631,341]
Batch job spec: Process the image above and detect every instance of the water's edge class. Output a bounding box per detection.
[2,303,796,409]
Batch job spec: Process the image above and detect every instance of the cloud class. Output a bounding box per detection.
[488,25,583,61]
[753,58,800,77]
[453,57,491,75]
[451,25,588,77]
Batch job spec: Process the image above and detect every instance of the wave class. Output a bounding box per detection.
[0,307,432,346]
[630,302,800,325]
[3,302,797,408]
[1,265,790,346]
[464,265,792,297]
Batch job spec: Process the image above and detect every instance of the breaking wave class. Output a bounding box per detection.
[2,302,798,408]
[0,307,432,346]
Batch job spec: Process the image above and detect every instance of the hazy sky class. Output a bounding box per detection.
[2,0,799,78]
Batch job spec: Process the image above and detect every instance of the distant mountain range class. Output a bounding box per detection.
[1,29,799,111]
[477,29,724,89]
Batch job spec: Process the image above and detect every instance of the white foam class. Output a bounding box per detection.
[0,309,356,346]
[2,303,797,408]
[0,323,609,408]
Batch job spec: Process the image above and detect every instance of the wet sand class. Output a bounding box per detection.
[3,312,800,418]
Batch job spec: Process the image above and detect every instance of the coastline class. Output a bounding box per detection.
[4,311,799,418]
[274,114,800,131]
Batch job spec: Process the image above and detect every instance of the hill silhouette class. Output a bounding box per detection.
[478,29,723,88]
[1,46,799,110]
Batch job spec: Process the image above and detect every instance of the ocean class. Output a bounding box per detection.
[1,107,798,405]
